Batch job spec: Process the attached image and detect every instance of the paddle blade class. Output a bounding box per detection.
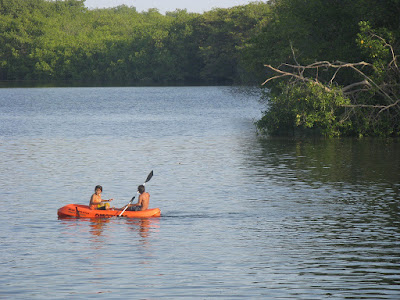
[145,170,153,183]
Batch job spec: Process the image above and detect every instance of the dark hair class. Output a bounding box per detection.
[138,185,145,194]
[95,185,103,192]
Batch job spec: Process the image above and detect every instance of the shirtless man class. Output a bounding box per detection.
[89,185,113,210]
[128,185,149,211]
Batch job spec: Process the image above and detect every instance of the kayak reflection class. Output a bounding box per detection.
[89,218,110,237]
[125,218,160,239]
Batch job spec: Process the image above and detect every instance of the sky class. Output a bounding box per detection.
[84,0,259,14]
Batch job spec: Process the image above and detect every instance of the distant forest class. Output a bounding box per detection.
[0,0,270,84]
[1,0,399,136]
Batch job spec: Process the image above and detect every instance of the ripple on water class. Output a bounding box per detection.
[0,87,399,299]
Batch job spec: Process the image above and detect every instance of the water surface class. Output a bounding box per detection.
[0,87,399,299]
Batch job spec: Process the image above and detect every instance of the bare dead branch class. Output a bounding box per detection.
[262,36,400,123]
[263,63,332,92]
[342,80,371,93]
[264,58,399,109]
[289,41,300,67]
[378,99,400,114]
[342,103,393,109]
[262,74,291,85]
[370,33,398,70]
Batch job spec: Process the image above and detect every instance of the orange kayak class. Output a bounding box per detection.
[58,204,161,218]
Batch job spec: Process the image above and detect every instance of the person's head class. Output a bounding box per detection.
[95,185,103,194]
[138,185,145,194]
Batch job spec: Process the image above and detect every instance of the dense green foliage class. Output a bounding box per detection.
[245,0,400,137]
[1,0,399,137]
[257,82,351,137]
[0,0,269,84]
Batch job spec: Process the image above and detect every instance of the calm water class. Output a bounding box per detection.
[0,86,399,299]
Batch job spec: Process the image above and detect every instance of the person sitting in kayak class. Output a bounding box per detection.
[127,185,149,211]
[89,185,113,210]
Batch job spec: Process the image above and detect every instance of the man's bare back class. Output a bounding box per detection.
[138,192,150,211]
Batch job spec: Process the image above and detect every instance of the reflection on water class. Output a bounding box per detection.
[1,87,399,299]
[249,137,400,186]
[240,136,400,296]
[59,217,160,240]
[125,218,160,239]
[89,219,110,237]
[246,137,400,227]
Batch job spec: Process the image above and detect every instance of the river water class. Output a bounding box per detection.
[0,86,399,299]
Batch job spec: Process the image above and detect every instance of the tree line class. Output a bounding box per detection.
[1,0,399,137]
[0,0,269,84]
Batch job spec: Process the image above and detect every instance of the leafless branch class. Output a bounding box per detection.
[342,80,371,93]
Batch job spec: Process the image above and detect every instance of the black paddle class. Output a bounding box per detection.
[118,170,153,217]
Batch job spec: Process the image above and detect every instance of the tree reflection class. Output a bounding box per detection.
[247,137,400,186]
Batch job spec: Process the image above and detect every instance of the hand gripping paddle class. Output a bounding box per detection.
[118,171,153,217]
